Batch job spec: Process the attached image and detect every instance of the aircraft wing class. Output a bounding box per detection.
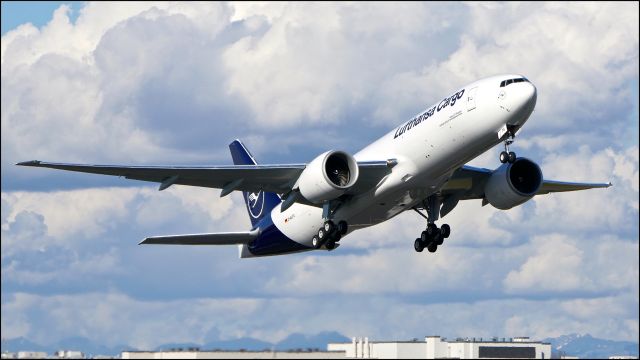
[16,159,392,196]
[140,229,259,245]
[441,165,611,201]
[535,179,612,194]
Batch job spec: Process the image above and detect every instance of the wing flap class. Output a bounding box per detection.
[140,229,260,245]
[441,165,492,200]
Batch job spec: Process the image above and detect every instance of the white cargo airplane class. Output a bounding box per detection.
[18,74,611,257]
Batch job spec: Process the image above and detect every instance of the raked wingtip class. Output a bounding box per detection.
[16,160,41,166]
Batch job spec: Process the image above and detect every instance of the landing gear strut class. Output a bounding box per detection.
[413,196,450,254]
[500,127,517,164]
[313,220,348,250]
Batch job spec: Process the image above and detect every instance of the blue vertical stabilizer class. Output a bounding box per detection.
[229,140,281,228]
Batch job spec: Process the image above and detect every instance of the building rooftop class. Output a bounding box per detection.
[331,336,550,345]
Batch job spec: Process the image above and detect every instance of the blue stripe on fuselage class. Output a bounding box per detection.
[248,214,310,256]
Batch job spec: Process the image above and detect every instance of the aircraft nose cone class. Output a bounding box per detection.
[523,82,537,111]
[514,82,536,111]
[506,81,537,126]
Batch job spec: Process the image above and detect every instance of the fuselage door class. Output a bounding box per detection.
[467,87,478,111]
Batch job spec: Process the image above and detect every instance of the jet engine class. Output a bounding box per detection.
[297,150,359,204]
[484,157,543,210]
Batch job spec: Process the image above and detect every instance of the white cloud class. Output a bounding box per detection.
[390,2,639,133]
[222,2,469,127]
[532,145,639,231]
[1,186,248,290]
[2,2,239,172]
[504,233,639,294]
[1,292,263,349]
[2,186,244,243]
[1,3,231,69]
[2,248,122,286]
[2,290,638,349]
[3,188,136,241]
[2,2,637,171]
[504,234,588,292]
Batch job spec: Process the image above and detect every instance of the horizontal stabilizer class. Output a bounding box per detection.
[140,229,259,245]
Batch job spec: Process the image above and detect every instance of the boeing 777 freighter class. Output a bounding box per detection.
[18,74,610,257]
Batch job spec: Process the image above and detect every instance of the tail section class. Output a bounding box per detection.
[229,140,281,228]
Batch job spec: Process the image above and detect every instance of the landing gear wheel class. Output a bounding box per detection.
[500,151,509,164]
[427,242,438,253]
[312,236,321,249]
[414,238,424,252]
[435,233,444,246]
[323,221,335,234]
[441,224,450,238]
[337,221,348,235]
[333,234,342,242]
[426,223,437,236]
[421,231,429,243]
[318,228,326,241]
[325,240,336,250]
[508,151,516,163]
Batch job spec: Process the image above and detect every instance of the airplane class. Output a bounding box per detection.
[17,74,611,258]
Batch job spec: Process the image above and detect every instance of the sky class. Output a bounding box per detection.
[1,1,639,350]
[0,1,81,35]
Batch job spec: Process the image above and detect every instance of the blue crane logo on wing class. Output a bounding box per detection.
[247,191,264,219]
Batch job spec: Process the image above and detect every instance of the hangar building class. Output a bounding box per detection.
[119,335,552,359]
[327,336,551,359]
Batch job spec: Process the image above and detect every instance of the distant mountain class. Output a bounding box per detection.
[1,337,49,353]
[275,331,351,350]
[202,337,274,351]
[1,336,133,356]
[56,336,132,356]
[200,332,350,351]
[543,333,639,359]
[1,332,348,355]
[155,342,202,351]
[201,338,273,351]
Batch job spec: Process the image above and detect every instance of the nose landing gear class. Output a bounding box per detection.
[500,127,517,164]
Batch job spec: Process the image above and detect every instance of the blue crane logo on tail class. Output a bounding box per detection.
[247,191,264,219]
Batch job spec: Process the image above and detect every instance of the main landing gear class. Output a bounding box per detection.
[413,196,450,254]
[500,127,517,164]
[312,220,348,251]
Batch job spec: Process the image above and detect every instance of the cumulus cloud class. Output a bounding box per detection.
[3,2,638,183]
[2,290,638,349]
[2,3,255,196]
[1,0,638,350]
[223,3,467,127]
[531,145,639,233]
[504,234,639,294]
[1,186,249,295]
[1,209,50,256]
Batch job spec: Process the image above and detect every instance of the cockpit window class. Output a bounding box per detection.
[500,77,529,87]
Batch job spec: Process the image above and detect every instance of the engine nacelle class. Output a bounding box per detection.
[297,150,359,204]
[485,157,543,210]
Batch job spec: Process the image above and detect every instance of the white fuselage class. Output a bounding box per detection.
[271,74,537,247]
